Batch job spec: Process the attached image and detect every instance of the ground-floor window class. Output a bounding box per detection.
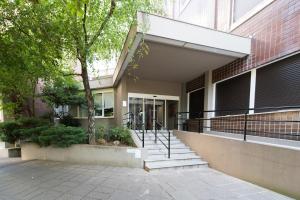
[215,72,251,116]
[71,89,114,118]
[255,54,300,111]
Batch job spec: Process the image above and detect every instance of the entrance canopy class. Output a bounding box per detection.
[113,12,251,84]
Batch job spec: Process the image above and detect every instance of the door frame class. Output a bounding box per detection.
[128,93,180,129]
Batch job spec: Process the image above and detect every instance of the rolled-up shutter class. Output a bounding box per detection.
[215,72,251,116]
[255,54,300,111]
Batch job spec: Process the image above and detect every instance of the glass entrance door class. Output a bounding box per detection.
[128,93,179,130]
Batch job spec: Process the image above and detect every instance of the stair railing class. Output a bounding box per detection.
[152,120,171,158]
[122,112,145,147]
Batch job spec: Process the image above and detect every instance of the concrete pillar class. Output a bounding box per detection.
[249,69,257,114]
[204,70,215,131]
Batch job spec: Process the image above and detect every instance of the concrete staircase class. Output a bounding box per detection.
[135,130,208,171]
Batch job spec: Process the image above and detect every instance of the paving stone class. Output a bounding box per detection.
[0,159,294,200]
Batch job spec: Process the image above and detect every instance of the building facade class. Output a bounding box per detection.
[38,0,300,140]
[71,0,300,137]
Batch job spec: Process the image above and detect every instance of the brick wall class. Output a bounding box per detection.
[211,110,300,141]
[186,74,205,93]
[213,0,300,83]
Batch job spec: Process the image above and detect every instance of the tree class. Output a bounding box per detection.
[0,1,68,118]
[52,0,162,144]
[1,0,163,144]
[41,77,85,118]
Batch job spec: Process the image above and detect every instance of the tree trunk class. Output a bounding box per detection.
[80,58,96,144]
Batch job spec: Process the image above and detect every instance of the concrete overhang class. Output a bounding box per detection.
[113,12,251,84]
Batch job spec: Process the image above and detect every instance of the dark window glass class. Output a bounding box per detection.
[255,54,300,112]
[215,72,251,116]
[189,89,204,118]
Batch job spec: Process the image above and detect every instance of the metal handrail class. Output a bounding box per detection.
[154,120,171,158]
[175,105,300,142]
[122,112,145,147]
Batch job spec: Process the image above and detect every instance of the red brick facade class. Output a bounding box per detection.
[186,74,205,93]
[211,110,300,141]
[213,0,300,83]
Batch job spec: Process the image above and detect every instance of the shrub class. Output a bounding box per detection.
[0,121,22,144]
[59,115,80,127]
[108,127,134,146]
[0,118,50,144]
[96,125,106,140]
[38,126,86,147]
[20,125,50,144]
[18,117,50,128]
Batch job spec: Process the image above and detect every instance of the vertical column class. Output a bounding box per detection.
[249,69,257,114]
[204,70,216,131]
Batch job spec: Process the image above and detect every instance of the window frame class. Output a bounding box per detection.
[75,89,114,119]
[230,0,275,31]
[179,0,191,15]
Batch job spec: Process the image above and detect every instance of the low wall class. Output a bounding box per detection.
[174,130,300,199]
[211,110,300,141]
[21,143,146,168]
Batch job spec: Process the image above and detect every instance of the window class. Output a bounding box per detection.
[103,92,114,117]
[215,72,251,116]
[179,0,191,13]
[189,89,204,119]
[255,54,300,111]
[73,90,114,118]
[233,0,263,23]
[94,93,103,116]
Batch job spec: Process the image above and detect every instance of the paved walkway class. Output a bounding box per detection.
[0,159,293,200]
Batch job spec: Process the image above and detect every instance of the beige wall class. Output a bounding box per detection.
[127,77,182,97]
[21,143,146,168]
[79,118,116,130]
[114,75,183,126]
[174,131,300,199]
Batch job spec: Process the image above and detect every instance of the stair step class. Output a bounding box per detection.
[138,134,177,140]
[131,129,208,171]
[145,159,208,171]
[145,154,200,162]
[145,143,186,149]
[144,140,181,144]
[147,148,193,154]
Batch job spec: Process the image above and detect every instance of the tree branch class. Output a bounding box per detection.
[82,3,88,46]
[87,0,116,49]
[63,73,82,77]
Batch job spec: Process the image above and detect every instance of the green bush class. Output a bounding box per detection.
[18,117,50,128]
[38,126,86,147]
[59,115,80,127]
[108,127,134,146]
[0,118,50,144]
[20,125,50,144]
[96,125,106,140]
[0,121,22,144]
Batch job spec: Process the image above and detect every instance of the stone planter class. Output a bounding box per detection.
[21,143,147,168]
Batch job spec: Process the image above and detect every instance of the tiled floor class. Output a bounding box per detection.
[0,159,293,200]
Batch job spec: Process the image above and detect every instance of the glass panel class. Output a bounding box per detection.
[103,92,114,117]
[79,104,88,117]
[233,0,263,22]
[155,99,165,129]
[94,93,103,117]
[166,100,178,130]
[144,99,154,130]
[129,97,143,129]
